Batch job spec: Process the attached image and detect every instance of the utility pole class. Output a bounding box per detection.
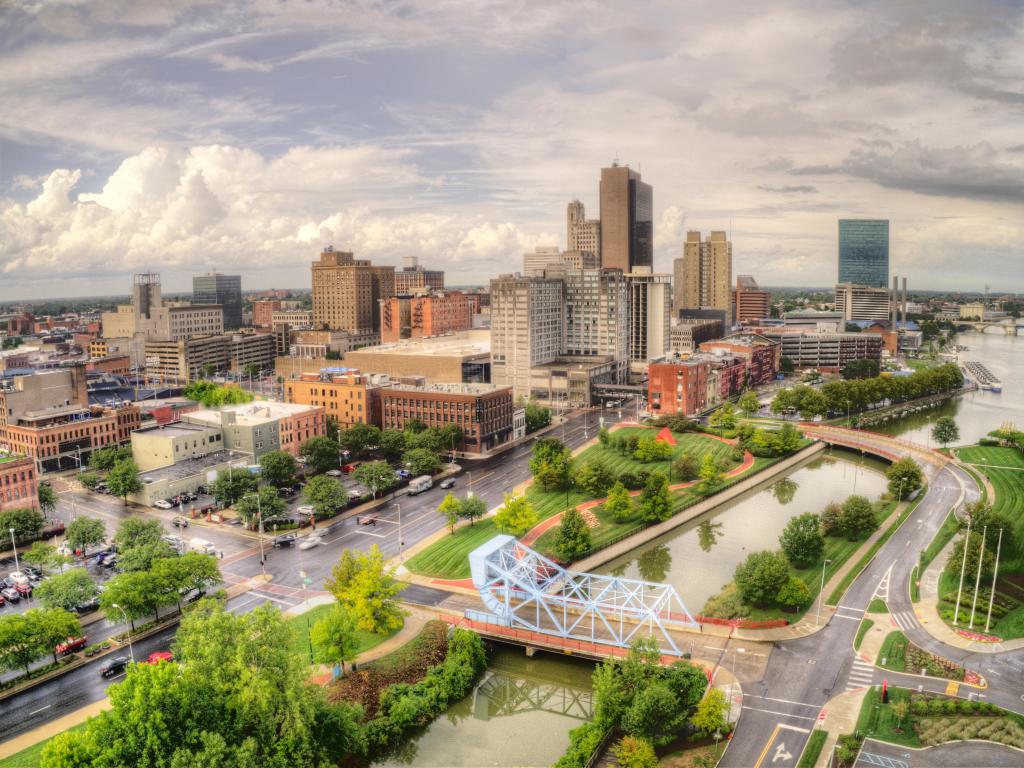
[953,515,972,625]
[985,527,1003,633]
[969,526,987,630]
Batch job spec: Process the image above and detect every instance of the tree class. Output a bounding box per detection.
[234,486,286,527]
[88,445,132,471]
[117,540,177,573]
[152,553,221,608]
[210,468,257,507]
[303,475,347,520]
[775,576,812,609]
[838,495,877,540]
[529,437,571,491]
[113,518,164,552]
[522,398,552,433]
[0,507,44,542]
[611,736,658,768]
[886,457,923,499]
[243,362,261,379]
[638,472,671,523]
[709,403,737,430]
[931,416,960,448]
[555,508,591,562]
[77,471,100,491]
[495,494,539,536]
[437,493,462,534]
[402,447,441,477]
[378,430,407,461]
[690,688,728,737]
[300,435,342,475]
[944,531,996,583]
[354,460,397,497]
[671,454,698,482]
[890,698,910,731]
[770,477,798,505]
[778,512,824,568]
[622,682,686,746]
[734,551,790,606]
[32,608,83,664]
[258,450,297,487]
[37,483,57,516]
[339,423,382,457]
[604,481,634,522]
[797,389,829,420]
[0,613,42,675]
[35,569,98,612]
[962,501,1015,554]
[779,356,795,374]
[598,427,611,445]
[22,541,71,575]
[106,458,143,506]
[100,571,160,629]
[310,606,360,671]
[458,495,487,526]
[64,516,105,554]
[697,454,723,496]
[842,359,880,380]
[738,391,761,417]
[633,435,672,462]
[325,544,406,634]
[575,460,615,497]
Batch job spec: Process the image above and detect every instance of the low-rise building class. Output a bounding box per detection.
[131,422,225,473]
[284,369,390,429]
[670,318,723,355]
[132,449,250,507]
[343,330,491,385]
[181,406,281,460]
[3,403,139,473]
[379,382,514,454]
[144,335,230,383]
[524,356,628,408]
[698,334,780,387]
[229,332,276,373]
[647,358,711,417]
[0,455,37,512]
[379,292,475,343]
[749,328,884,371]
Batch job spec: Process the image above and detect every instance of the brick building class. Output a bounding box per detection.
[0,455,38,512]
[380,292,475,343]
[253,300,283,328]
[284,369,391,429]
[647,359,711,417]
[699,334,780,387]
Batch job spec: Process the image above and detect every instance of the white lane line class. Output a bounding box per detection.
[228,596,259,613]
[29,704,52,715]
[248,592,295,607]
[834,614,862,621]
[743,706,817,721]
[744,695,821,709]
[778,723,812,733]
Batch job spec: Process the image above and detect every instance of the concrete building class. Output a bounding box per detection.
[380,382,515,454]
[677,231,733,326]
[547,267,629,360]
[343,330,491,385]
[253,300,283,328]
[670,318,723,355]
[751,328,883,371]
[394,257,445,295]
[599,163,653,272]
[380,292,474,343]
[311,247,395,333]
[523,247,600,276]
[781,310,844,332]
[229,332,276,373]
[0,455,38,512]
[193,273,242,329]
[271,310,313,330]
[835,283,892,323]
[131,422,225,473]
[182,406,281,460]
[838,219,889,288]
[490,275,565,396]
[288,329,365,359]
[144,335,230,383]
[567,199,601,257]
[101,273,224,346]
[284,369,390,430]
[698,334,781,387]
[733,275,770,324]
[625,269,672,375]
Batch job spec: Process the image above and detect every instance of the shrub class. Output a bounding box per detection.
[734,550,790,606]
[611,736,658,768]
[553,722,608,768]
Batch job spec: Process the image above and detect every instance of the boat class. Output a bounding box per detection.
[961,361,1002,393]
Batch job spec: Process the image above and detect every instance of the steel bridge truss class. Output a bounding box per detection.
[468,535,698,656]
[472,671,594,721]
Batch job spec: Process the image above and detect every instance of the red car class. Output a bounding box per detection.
[146,651,174,664]
[342,463,359,473]
[56,636,87,655]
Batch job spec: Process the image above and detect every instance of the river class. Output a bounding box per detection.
[874,331,1024,445]
[373,645,596,768]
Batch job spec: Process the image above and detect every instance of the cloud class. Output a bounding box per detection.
[757,184,819,194]
[207,52,275,72]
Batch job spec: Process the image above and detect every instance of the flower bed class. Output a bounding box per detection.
[904,642,969,682]
[694,614,788,629]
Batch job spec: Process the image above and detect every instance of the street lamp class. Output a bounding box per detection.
[816,558,832,626]
[242,492,267,581]
[111,603,135,663]
[394,502,404,561]
[9,528,19,573]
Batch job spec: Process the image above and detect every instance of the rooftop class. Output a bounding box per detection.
[346,330,489,358]
[134,423,214,438]
[139,449,248,484]
[383,382,510,396]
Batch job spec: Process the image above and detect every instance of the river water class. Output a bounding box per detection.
[373,646,595,768]
[873,331,1024,445]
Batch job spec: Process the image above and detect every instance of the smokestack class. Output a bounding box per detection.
[901,277,908,328]
[891,275,899,327]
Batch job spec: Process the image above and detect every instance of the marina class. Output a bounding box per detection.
[962,360,1003,392]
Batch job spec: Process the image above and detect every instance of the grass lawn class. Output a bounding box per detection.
[796,730,828,768]
[659,742,727,768]
[855,686,922,748]
[0,723,88,768]
[877,630,909,672]
[855,619,874,651]
[868,598,887,613]
[910,565,920,602]
[286,604,399,663]
[920,511,959,571]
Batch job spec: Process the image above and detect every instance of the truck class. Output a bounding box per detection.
[407,475,433,495]
[188,538,217,556]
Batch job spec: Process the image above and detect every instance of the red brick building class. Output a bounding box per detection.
[380,292,474,343]
[253,300,283,328]
[712,357,748,401]
[699,334,780,387]
[379,383,514,454]
[647,359,712,417]
[0,455,37,512]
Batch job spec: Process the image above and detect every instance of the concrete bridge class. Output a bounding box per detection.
[957,318,1020,335]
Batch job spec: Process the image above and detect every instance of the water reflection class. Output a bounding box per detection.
[770,477,798,505]
[637,544,672,582]
[697,520,724,552]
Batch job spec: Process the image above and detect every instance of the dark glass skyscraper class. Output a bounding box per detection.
[838,219,889,288]
[192,273,242,329]
[599,164,653,272]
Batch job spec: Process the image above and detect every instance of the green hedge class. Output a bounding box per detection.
[552,722,610,768]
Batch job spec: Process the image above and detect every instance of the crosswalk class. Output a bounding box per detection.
[891,610,919,632]
[845,657,876,692]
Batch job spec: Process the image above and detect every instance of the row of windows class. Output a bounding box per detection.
[1,469,33,485]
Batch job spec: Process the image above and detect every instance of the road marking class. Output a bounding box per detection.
[744,695,821,709]
[248,591,295,607]
[753,724,780,768]
[833,614,861,621]
[743,706,817,721]
[777,723,811,733]
[945,681,960,696]
[29,704,51,715]
[859,752,909,768]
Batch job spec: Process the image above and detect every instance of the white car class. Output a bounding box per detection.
[297,505,315,516]
[154,499,174,510]
[298,535,323,550]
[325,469,342,477]
[8,571,31,587]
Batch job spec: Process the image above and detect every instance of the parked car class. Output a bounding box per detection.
[22,565,42,579]
[348,489,364,500]
[325,469,342,477]
[13,582,32,597]
[278,486,295,497]
[439,477,456,489]
[162,535,184,552]
[154,499,174,510]
[56,636,87,656]
[180,587,206,603]
[9,571,31,587]
[100,656,131,678]
[100,555,118,570]
[298,535,323,550]
[1,587,20,603]
[272,533,297,548]
[296,505,315,518]
[341,463,359,473]
[171,516,189,528]
[395,468,411,479]
[146,651,174,664]
[75,597,100,614]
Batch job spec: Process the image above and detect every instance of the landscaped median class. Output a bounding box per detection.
[875,630,985,688]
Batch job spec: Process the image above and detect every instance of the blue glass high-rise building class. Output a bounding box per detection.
[838,219,889,288]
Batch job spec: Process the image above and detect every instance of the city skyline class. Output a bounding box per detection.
[2,1,1024,300]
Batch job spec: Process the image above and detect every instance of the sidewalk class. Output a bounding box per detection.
[811,688,868,768]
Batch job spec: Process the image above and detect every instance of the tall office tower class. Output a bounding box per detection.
[192,273,242,329]
[133,272,162,320]
[835,282,892,322]
[311,247,395,334]
[566,199,601,257]
[489,275,564,394]
[838,219,889,288]
[733,275,770,323]
[599,163,653,272]
[680,230,733,326]
[394,256,445,295]
[625,269,672,373]
[672,257,686,315]
[549,266,629,360]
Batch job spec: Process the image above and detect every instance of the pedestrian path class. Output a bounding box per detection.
[890,609,919,633]
[845,656,876,692]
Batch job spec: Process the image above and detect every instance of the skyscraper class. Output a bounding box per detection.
[193,273,242,329]
[311,247,395,335]
[566,199,601,257]
[625,269,672,374]
[733,275,770,323]
[599,163,652,272]
[838,219,889,288]
[679,231,733,326]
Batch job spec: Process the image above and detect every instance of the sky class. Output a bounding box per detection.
[1,0,1023,301]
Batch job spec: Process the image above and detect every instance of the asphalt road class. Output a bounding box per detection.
[857,738,1024,768]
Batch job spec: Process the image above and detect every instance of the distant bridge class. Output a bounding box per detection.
[956,318,1019,336]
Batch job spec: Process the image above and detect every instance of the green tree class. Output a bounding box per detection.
[931,416,960,448]
[402,447,441,477]
[310,606,361,671]
[779,356,795,374]
[962,501,1015,554]
[302,475,347,520]
[325,545,406,634]
[611,736,658,768]
[243,362,261,378]
[622,682,686,746]
[106,458,143,506]
[437,493,463,534]
[738,391,761,417]
[88,445,131,471]
[113,518,164,552]
[775,576,812,609]
[300,435,342,475]
[495,493,539,536]
[77,471,100,491]
[0,613,42,675]
[22,541,71,575]
[885,456,923,499]
[35,569,99,612]
[690,688,728,737]
[604,481,634,522]
[838,495,877,539]
[458,494,487,526]
[778,512,823,568]
[0,507,44,542]
[339,423,382,457]
[555,508,591,562]
[733,550,790,606]
[354,460,397,497]
[574,460,615,497]
[671,453,698,482]
[523,398,552,433]
[890,698,910,731]
[638,472,671,523]
[37,482,57,516]
[210,468,257,506]
[234,486,286,527]
[529,437,571,491]
[64,516,106,553]
[378,430,407,461]
[797,389,829,420]
[598,427,611,445]
[709,403,737,430]
[697,454,724,495]
[32,608,83,664]
[258,450,297,487]
[152,553,221,608]
[633,435,672,462]
[100,570,161,629]
[944,531,996,583]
